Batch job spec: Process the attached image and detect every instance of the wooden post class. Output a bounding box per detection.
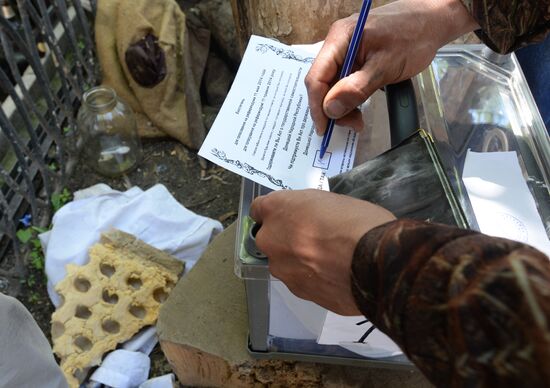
[230,0,396,53]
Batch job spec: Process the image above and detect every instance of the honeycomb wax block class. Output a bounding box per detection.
[51,229,184,387]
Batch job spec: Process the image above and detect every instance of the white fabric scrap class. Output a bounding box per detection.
[122,327,158,356]
[139,374,175,388]
[89,350,150,388]
[41,183,223,306]
[72,183,113,201]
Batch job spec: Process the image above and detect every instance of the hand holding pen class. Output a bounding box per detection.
[318,0,372,159]
[305,0,479,157]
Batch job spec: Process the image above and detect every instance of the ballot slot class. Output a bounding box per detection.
[330,129,468,228]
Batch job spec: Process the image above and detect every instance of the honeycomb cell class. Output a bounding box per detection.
[74,336,92,351]
[127,274,142,290]
[74,277,91,292]
[73,368,87,384]
[75,305,92,319]
[102,289,119,304]
[129,304,146,319]
[153,288,168,303]
[166,279,175,289]
[51,321,65,339]
[99,263,116,278]
[102,319,120,334]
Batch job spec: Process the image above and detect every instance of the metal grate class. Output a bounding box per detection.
[0,0,98,292]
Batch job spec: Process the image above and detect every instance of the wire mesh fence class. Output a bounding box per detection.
[0,0,98,294]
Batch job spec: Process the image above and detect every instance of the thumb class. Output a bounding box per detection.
[323,64,384,119]
[250,194,267,224]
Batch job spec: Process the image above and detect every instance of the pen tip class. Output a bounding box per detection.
[319,149,325,159]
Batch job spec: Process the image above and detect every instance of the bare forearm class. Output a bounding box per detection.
[423,0,480,46]
[351,219,550,386]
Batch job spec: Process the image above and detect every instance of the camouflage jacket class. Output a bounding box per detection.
[461,0,550,53]
[352,219,550,387]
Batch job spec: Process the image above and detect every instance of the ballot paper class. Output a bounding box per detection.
[270,281,326,340]
[463,150,550,256]
[198,35,358,190]
[269,280,404,359]
[317,312,402,358]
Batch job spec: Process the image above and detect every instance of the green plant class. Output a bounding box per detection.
[16,189,72,298]
[28,291,40,304]
[51,188,72,212]
[26,273,36,287]
[29,246,44,270]
[17,226,46,296]
[16,228,33,244]
[16,226,47,272]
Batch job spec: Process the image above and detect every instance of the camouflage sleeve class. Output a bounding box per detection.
[351,219,550,387]
[460,0,550,53]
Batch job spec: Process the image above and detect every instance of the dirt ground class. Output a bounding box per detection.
[20,138,241,380]
[13,0,243,382]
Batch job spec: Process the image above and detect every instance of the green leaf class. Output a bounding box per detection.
[51,193,61,211]
[16,229,32,244]
[28,292,39,303]
[31,226,48,234]
[30,251,44,270]
[61,188,71,201]
[32,259,43,270]
[51,188,72,212]
[27,276,36,287]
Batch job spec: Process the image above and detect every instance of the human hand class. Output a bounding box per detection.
[305,0,479,134]
[249,189,395,316]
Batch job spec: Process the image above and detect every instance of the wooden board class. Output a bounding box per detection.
[157,223,430,387]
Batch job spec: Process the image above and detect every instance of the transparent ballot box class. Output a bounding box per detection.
[234,45,550,368]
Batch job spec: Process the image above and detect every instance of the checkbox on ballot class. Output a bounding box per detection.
[313,150,331,169]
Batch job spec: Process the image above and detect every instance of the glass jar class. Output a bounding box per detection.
[77,86,142,177]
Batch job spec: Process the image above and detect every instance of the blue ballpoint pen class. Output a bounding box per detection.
[319,0,373,159]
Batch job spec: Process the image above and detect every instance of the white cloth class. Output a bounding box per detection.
[41,183,223,306]
[89,350,150,388]
[122,327,158,355]
[85,328,170,388]
[139,374,175,388]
